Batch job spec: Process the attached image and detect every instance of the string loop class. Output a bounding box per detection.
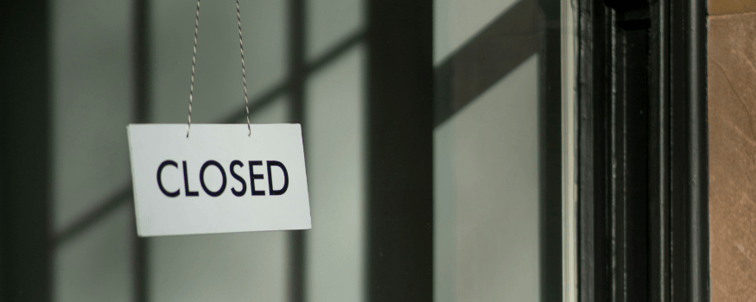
[186,0,252,137]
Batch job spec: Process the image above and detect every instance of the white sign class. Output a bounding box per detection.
[127,124,311,237]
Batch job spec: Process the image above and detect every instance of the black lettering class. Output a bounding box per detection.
[200,160,227,197]
[229,160,247,196]
[248,161,266,196]
[157,160,180,197]
[183,161,199,197]
[267,160,289,195]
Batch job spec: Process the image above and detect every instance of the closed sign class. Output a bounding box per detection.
[127,124,312,237]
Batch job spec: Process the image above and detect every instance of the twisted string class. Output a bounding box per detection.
[187,0,201,137]
[237,0,251,136]
[186,0,251,137]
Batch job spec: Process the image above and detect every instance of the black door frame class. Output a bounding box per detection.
[576,0,709,301]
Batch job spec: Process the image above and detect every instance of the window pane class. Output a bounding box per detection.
[151,0,287,123]
[149,97,291,302]
[305,44,366,302]
[435,55,540,301]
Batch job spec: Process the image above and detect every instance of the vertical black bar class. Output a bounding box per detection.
[648,0,670,301]
[0,1,53,301]
[366,1,433,301]
[686,0,708,299]
[667,0,708,301]
[609,12,624,302]
[287,1,306,302]
[581,2,654,301]
[577,1,611,301]
[617,15,651,301]
[132,1,150,301]
[536,0,563,301]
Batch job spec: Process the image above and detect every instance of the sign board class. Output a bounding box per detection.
[127,124,311,237]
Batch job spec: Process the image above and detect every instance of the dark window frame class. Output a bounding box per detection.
[576,0,709,301]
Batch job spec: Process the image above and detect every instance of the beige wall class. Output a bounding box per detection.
[709,0,756,16]
[708,1,756,301]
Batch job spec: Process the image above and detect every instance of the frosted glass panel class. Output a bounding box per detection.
[51,0,132,232]
[434,55,539,302]
[150,231,289,302]
[306,0,364,60]
[54,206,133,302]
[305,44,366,302]
[434,0,519,64]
